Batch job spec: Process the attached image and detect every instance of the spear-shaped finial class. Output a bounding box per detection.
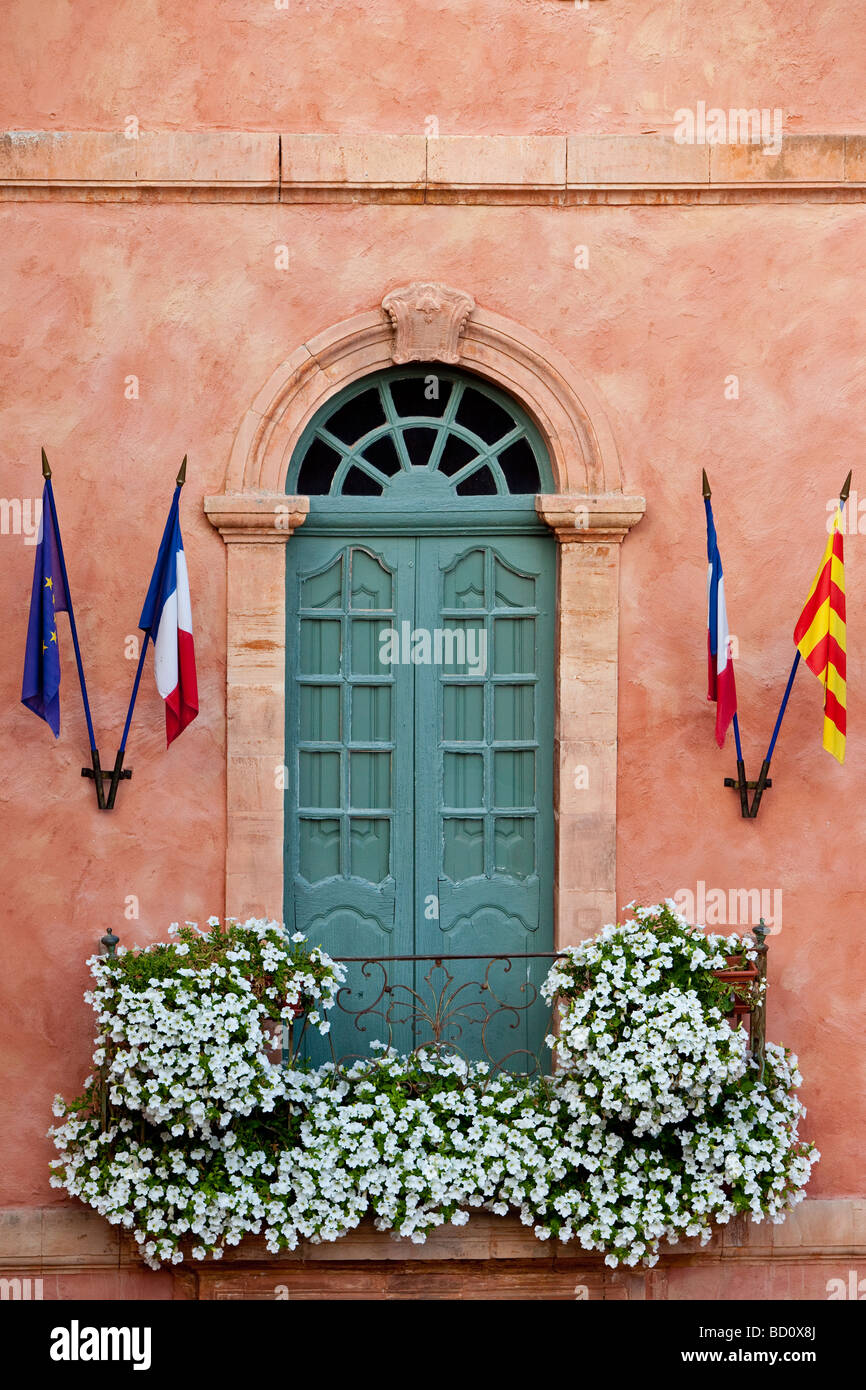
[176,455,187,487]
[702,468,711,499]
[41,447,51,479]
[840,469,852,506]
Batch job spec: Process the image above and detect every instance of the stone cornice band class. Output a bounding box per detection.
[2,131,866,204]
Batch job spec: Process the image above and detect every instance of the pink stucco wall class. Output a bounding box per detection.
[2,6,865,1299]
[2,199,864,1210]
[3,0,866,137]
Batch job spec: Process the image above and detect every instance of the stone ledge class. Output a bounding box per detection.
[427,135,567,191]
[0,1206,121,1268]
[280,133,426,199]
[0,130,279,200]
[567,133,709,186]
[2,131,866,204]
[1,1200,863,1271]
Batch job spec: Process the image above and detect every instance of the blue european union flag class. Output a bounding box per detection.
[21,483,68,736]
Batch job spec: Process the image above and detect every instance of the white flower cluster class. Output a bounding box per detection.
[542,901,755,1135]
[77,918,345,1136]
[49,905,817,1270]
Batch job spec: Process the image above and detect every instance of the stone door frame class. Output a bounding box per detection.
[205,283,645,944]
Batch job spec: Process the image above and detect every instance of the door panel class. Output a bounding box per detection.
[286,530,555,1071]
[414,537,554,1070]
[286,538,415,1061]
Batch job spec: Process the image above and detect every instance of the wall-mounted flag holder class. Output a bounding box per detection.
[707,468,851,819]
[22,450,197,810]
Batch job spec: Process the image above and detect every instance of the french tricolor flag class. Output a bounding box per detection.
[139,476,198,746]
[705,495,737,747]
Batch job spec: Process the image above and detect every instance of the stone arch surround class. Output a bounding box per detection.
[205,284,645,942]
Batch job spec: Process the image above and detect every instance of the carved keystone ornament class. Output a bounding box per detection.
[381,282,476,364]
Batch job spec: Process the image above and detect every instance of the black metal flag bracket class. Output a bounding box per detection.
[81,751,133,811]
[724,766,772,819]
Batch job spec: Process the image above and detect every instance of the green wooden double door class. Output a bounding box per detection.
[285,530,555,1070]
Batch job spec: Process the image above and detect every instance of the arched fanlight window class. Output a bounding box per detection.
[288,366,553,498]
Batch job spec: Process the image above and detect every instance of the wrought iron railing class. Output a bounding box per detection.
[299,951,562,1077]
[288,932,769,1077]
[97,924,769,1080]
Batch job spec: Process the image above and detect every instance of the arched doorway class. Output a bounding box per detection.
[285,367,556,1066]
[204,286,645,1047]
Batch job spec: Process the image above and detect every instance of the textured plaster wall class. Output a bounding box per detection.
[1,197,865,1207]
[2,1,865,137]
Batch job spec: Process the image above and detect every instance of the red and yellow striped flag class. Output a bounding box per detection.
[793,507,847,763]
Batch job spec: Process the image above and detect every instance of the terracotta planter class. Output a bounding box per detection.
[713,962,759,1017]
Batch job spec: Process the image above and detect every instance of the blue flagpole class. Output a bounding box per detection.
[117,480,181,750]
[749,471,852,817]
[104,460,187,809]
[42,461,98,751]
[119,634,150,754]
[704,471,750,817]
[765,653,801,764]
[731,717,749,818]
[732,712,744,763]
[103,632,150,809]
